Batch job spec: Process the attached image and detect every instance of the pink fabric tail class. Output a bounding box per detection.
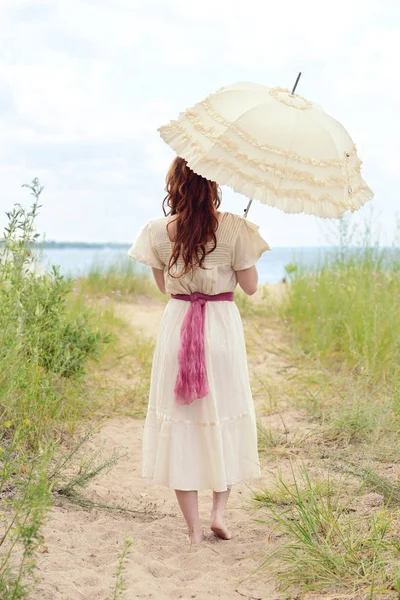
[172,292,234,405]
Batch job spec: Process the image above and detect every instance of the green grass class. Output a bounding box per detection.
[87,326,155,420]
[75,260,166,302]
[250,220,400,597]
[281,242,400,385]
[235,285,271,318]
[253,464,400,597]
[276,233,400,459]
[106,535,134,600]
[0,180,114,598]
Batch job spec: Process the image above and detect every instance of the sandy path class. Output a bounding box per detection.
[31,297,293,600]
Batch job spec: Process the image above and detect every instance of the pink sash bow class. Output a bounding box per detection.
[171,292,235,405]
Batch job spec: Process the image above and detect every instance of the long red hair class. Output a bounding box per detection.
[163,157,221,277]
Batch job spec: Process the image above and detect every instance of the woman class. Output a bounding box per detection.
[128,157,270,545]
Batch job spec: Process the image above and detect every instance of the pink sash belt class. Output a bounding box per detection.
[171,292,235,405]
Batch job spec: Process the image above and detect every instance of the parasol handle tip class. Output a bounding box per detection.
[291,72,302,95]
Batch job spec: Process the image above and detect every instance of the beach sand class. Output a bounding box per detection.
[30,284,298,600]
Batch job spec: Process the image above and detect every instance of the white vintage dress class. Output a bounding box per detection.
[128,211,271,492]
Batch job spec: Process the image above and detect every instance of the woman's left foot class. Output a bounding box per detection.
[187,528,206,545]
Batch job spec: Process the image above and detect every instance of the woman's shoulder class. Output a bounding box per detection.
[217,211,259,244]
[147,215,169,227]
[145,216,169,241]
[218,211,258,225]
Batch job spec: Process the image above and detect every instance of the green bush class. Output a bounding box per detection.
[15,265,109,377]
[0,179,110,598]
[1,182,109,380]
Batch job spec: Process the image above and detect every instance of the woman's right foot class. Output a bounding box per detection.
[210,510,232,540]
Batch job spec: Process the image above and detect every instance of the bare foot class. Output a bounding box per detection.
[187,528,206,545]
[210,511,232,540]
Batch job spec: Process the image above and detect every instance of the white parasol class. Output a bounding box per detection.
[158,74,373,219]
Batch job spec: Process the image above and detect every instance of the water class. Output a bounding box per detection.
[35,246,341,284]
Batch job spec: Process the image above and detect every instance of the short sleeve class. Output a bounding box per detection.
[127,221,165,269]
[232,218,271,271]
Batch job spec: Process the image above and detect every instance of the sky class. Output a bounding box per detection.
[0,0,399,247]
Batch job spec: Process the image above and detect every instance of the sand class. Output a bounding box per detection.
[30,286,293,600]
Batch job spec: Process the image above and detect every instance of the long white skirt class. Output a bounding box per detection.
[141,298,261,492]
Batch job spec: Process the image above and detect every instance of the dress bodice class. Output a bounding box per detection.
[128,211,270,295]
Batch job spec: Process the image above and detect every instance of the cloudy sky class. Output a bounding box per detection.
[0,0,398,246]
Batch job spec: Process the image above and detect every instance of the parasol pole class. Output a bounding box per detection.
[291,72,302,95]
[243,199,253,219]
[243,72,302,219]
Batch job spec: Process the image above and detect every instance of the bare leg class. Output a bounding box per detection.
[175,490,205,545]
[210,488,232,540]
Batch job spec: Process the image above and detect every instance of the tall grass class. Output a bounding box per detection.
[282,221,400,386]
[252,218,400,597]
[277,218,400,460]
[254,464,400,597]
[0,179,111,598]
[76,261,166,302]
[1,180,111,443]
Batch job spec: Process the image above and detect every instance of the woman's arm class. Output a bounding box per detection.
[235,265,258,296]
[152,267,166,294]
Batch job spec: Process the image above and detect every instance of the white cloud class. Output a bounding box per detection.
[0,0,399,245]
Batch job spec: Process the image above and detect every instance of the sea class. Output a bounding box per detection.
[35,246,346,284]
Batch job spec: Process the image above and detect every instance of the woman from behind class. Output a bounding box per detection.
[128,157,270,544]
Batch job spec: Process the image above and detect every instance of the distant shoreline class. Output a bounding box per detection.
[2,240,395,251]
[0,241,132,250]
